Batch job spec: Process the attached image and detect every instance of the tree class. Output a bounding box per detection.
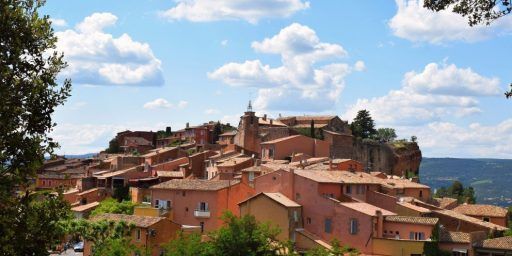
[163,232,212,256]
[0,0,72,254]
[434,181,477,203]
[350,110,377,139]
[411,135,418,143]
[375,128,397,142]
[106,138,121,153]
[208,211,282,256]
[212,121,222,144]
[62,219,139,256]
[424,0,512,26]
[506,84,512,99]
[91,198,136,216]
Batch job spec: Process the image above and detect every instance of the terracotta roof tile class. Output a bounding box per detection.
[71,201,100,212]
[453,204,508,218]
[385,215,438,225]
[151,179,238,191]
[434,209,508,231]
[264,193,301,208]
[294,170,382,184]
[340,202,395,216]
[260,135,303,145]
[479,236,512,250]
[91,213,165,228]
[433,197,458,209]
[439,229,471,243]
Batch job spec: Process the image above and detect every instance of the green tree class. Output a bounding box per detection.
[375,128,397,142]
[163,232,212,256]
[350,110,377,139]
[62,219,138,256]
[91,198,136,216]
[212,121,222,144]
[434,181,476,203]
[424,0,511,26]
[0,0,72,254]
[411,135,418,143]
[209,211,282,256]
[106,138,121,153]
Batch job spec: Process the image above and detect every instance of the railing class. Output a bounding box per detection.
[194,209,211,218]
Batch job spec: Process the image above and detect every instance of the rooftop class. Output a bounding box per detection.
[439,229,471,243]
[453,204,508,218]
[433,197,458,209]
[151,179,239,191]
[385,215,438,225]
[294,170,382,184]
[261,135,303,145]
[340,202,395,217]
[219,130,237,136]
[434,209,508,231]
[156,171,184,178]
[91,213,165,228]
[478,236,512,250]
[71,201,100,213]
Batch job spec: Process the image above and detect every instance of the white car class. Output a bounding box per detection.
[73,241,84,252]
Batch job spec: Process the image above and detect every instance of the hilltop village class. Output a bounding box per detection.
[38,105,511,256]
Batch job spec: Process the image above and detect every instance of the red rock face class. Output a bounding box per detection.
[389,143,422,177]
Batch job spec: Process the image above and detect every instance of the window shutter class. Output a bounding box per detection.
[410,232,414,240]
[205,202,209,211]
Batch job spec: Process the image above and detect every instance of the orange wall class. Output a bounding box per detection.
[261,136,330,161]
[382,222,434,240]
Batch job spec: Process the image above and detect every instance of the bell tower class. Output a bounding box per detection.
[234,101,260,155]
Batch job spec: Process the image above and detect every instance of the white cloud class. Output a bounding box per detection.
[397,120,512,158]
[55,13,164,86]
[50,18,67,27]
[221,40,228,46]
[177,100,189,109]
[354,61,366,72]
[344,62,501,125]
[209,23,361,112]
[389,0,512,44]
[161,0,309,24]
[205,108,221,115]
[143,99,188,110]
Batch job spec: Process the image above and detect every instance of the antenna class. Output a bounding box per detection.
[247,100,253,112]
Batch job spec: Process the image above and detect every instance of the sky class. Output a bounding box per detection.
[42,0,512,158]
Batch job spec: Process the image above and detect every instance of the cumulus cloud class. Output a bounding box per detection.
[161,0,309,24]
[396,120,512,158]
[354,61,366,72]
[205,108,221,115]
[143,99,188,110]
[50,18,67,27]
[55,12,164,86]
[209,23,361,112]
[221,40,228,46]
[344,62,501,125]
[389,0,512,44]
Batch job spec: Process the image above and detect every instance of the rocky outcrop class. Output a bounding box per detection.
[331,137,422,176]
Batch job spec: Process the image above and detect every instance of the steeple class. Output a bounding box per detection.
[247,100,253,112]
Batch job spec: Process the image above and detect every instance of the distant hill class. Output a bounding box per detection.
[420,157,512,207]
[64,153,96,159]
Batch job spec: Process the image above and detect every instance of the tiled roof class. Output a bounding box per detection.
[219,130,237,136]
[340,202,395,217]
[453,204,508,217]
[142,147,177,158]
[217,157,252,167]
[439,229,471,243]
[385,215,438,225]
[258,118,287,127]
[434,210,508,231]
[433,197,458,209]
[278,115,336,122]
[71,201,100,212]
[294,170,382,184]
[156,171,184,178]
[380,178,430,189]
[91,213,165,228]
[264,193,301,207]
[479,236,512,250]
[397,202,432,214]
[260,135,302,145]
[77,188,103,196]
[151,179,239,191]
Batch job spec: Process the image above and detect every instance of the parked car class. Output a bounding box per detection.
[73,241,84,252]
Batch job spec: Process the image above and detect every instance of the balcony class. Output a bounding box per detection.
[194,209,211,218]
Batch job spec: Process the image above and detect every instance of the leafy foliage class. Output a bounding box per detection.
[105,138,121,153]
[212,122,222,144]
[434,180,476,203]
[350,110,377,139]
[375,128,397,142]
[164,232,212,256]
[91,198,136,216]
[0,0,72,254]
[113,185,131,201]
[304,239,359,256]
[506,84,512,99]
[61,218,139,256]
[424,0,512,26]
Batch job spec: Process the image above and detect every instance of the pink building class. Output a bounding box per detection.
[260,135,330,161]
[149,179,255,232]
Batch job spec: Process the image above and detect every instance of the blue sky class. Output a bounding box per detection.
[42,0,512,158]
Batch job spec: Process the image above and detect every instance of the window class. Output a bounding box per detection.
[307,217,312,225]
[345,185,352,194]
[182,191,186,197]
[154,199,159,208]
[248,172,255,181]
[156,200,171,209]
[295,193,301,200]
[200,222,205,233]
[349,219,358,235]
[198,202,209,211]
[419,190,423,198]
[409,232,425,240]
[324,218,332,233]
[483,217,490,222]
[268,148,274,158]
[136,228,141,241]
[293,210,298,222]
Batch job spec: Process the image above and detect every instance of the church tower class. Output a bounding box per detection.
[234,101,260,155]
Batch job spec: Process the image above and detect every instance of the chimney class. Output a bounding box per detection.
[263,114,267,121]
[376,210,383,238]
[186,122,190,129]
